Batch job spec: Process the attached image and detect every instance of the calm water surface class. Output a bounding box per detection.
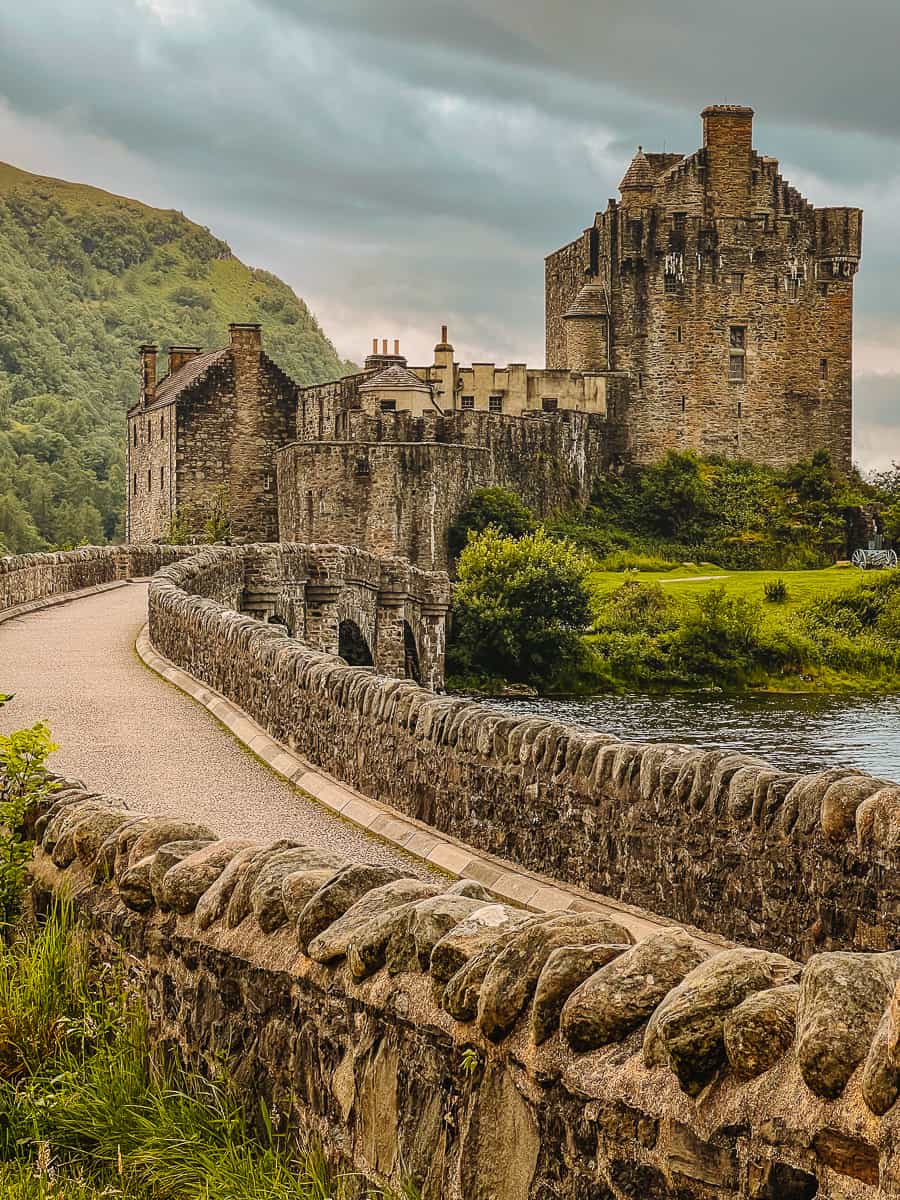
[480,692,900,780]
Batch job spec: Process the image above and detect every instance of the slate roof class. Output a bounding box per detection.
[564,284,609,318]
[151,348,231,409]
[619,147,656,191]
[358,364,432,392]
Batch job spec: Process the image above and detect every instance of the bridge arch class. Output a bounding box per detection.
[338,619,374,668]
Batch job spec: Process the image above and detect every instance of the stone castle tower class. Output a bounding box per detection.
[545,105,862,470]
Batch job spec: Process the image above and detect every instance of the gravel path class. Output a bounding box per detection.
[0,583,430,875]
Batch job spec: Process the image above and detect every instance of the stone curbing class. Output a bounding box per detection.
[135,623,721,948]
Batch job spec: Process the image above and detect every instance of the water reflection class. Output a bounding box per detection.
[478,692,900,779]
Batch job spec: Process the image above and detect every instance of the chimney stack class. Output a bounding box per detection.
[382,339,388,355]
[168,346,202,376]
[139,344,158,406]
[394,339,400,356]
[229,322,262,352]
[372,338,378,354]
[701,104,754,218]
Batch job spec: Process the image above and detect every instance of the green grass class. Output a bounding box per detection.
[588,564,862,620]
[0,904,417,1200]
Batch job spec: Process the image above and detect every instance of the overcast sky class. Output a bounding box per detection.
[1,0,898,468]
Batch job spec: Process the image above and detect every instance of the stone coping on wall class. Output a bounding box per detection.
[135,623,726,950]
[26,786,900,1199]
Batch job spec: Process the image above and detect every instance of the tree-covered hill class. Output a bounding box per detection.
[0,161,351,552]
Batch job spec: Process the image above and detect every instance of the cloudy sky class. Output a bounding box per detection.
[1,0,898,467]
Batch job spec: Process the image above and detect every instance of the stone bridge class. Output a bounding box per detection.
[2,543,900,1199]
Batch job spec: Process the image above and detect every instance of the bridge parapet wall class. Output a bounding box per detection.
[26,786,900,1200]
[149,546,898,959]
[0,544,191,616]
[151,543,450,688]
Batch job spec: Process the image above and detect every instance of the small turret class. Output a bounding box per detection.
[618,146,655,208]
[563,285,609,371]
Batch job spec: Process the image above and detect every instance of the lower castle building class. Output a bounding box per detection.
[127,104,861,570]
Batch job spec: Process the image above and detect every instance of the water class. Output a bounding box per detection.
[479,691,900,780]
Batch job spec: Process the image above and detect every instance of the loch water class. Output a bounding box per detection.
[480,691,900,780]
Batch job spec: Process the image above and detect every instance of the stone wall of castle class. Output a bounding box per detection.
[28,785,900,1200]
[276,409,621,571]
[545,108,861,471]
[148,547,899,958]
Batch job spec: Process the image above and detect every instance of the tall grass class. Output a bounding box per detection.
[0,904,416,1199]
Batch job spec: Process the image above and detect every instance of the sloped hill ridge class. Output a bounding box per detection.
[0,161,349,551]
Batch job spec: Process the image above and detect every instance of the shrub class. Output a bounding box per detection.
[447,488,535,560]
[763,578,789,603]
[0,714,57,931]
[598,549,675,573]
[447,527,593,688]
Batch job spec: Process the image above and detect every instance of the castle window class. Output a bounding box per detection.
[818,283,829,297]
[133,472,137,495]
[673,212,687,233]
[147,469,152,492]
[730,272,744,294]
[820,358,828,381]
[681,395,686,413]
[755,212,769,231]
[489,395,503,414]
[629,219,642,249]
[264,472,272,492]
[132,425,137,448]
[664,274,679,294]
[542,397,558,413]
[146,421,152,444]
[737,400,743,418]
[160,414,165,437]
[354,459,371,477]
[637,373,644,391]
[379,400,396,413]
[676,325,684,344]
[159,465,164,489]
[787,277,800,300]
[729,326,746,382]
[461,395,475,410]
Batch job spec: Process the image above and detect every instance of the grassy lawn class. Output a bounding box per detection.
[588,563,864,620]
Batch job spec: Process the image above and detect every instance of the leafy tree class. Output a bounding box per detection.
[0,161,352,552]
[447,487,535,560]
[447,527,593,687]
[0,702,57,932]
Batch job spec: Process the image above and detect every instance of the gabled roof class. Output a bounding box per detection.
[152,348,230,409]
[358,364,432,392]
[564,284,609,318]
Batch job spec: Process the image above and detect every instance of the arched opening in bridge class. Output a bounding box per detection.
[403,621,422,684]
[338,620,374,668]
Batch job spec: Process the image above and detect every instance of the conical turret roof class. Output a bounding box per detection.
[563,284,609,319]
[619,146,655,191]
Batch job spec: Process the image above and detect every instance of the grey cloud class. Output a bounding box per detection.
[0,0,898,464]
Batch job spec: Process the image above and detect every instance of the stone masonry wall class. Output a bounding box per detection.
[149,547,899,960]
[276,409,618,571]
[0,545,191,615]
[28,785,900,1200]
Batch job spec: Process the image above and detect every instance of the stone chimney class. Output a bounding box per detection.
[168,346,202,376]
[364,336,407,372]
[229,322,262,353]
[139,344,158,406]
[432,324,455,409]
[701,104,754,218]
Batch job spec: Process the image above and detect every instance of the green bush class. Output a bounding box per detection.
[597,549,676,572]
[447,488,535,560]
[447,527,593,689]
[763,578,789,603]
[0,713,57,931]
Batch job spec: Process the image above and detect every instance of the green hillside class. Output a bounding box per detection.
[0,161,350,552]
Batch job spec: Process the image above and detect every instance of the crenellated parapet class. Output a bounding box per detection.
[28,783,900,1199]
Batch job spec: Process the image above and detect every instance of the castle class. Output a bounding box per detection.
[127,105,862,569]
